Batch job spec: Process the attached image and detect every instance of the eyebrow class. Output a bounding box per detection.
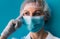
[33,10,43,13]
[23,9,43,14]
[35,9,43,12]
[22,10,28,14]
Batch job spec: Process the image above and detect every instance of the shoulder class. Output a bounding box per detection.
[46,32,60,39]
[21,33,31,39]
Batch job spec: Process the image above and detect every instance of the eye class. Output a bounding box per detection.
[33,10,42,16]
[23,12,30,16]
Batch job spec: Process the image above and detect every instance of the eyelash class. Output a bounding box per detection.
[33,12,41,16]
[25,12,30,15]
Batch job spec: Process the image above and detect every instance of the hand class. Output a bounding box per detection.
[0,36,7,39]
[1,19,22,39]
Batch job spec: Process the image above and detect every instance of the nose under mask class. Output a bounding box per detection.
[23,16,45,32]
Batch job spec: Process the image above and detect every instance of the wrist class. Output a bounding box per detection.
[1,35,7,39]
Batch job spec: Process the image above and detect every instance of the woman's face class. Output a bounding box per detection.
[21,2,45,32]
[21,2,44,16]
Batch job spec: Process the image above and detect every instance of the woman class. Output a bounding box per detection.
[0,0,60,39]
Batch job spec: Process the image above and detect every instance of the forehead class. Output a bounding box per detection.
[23,2,43,11]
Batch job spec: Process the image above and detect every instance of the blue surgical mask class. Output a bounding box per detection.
[23,16,45,32]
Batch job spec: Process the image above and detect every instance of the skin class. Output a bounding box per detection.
[21,2,48,39]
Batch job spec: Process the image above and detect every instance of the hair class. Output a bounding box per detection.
[20,0,51,21]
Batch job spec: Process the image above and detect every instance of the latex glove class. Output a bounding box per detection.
[1,19,22,39]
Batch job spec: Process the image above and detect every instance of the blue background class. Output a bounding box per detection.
[0,0,60,39]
